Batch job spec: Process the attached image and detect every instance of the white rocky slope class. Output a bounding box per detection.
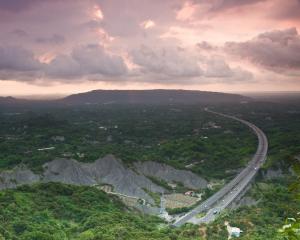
[43,158,96,185]
[0,155,208,204]
[134,161,208,189]
[0,166,40,190]
[43,155,164,203]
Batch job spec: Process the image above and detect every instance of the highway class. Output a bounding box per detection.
[172,109,268,227]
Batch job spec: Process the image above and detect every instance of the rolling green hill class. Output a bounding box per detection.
[0,183,200,240]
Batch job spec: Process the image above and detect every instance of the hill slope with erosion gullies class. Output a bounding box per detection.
[0,155,207,204]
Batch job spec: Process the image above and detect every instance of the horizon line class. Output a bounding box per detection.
[1,89,300,100]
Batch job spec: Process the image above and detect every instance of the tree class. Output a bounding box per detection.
[279,160,300,239]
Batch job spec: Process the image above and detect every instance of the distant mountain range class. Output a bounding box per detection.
[0,89,251,107]
[61,89,251,105]
[0,96,22,104]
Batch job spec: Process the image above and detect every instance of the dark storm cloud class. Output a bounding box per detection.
[45,55,81,79]
[0,45,44,82]
[131,45,203,78]
[196,41,217,51]
[0,0,297,89]
[0,45,42,71]
[71,44,127,76]
[46,44,128,79]
[0,42,253,85]
[0,0,39,12]
[0,44,127,81]
[36,34,65,45]
[0,0,71,12]
[210,0,265,11]
[204,57,233,78]
[10,29,28,37]
[225,28,300,72]
[130,45,253,83]
[203,56,253,81]
[190,0,265,12]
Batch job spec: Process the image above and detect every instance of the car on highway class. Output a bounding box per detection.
[213,209,219,215]
[172,110,268,227]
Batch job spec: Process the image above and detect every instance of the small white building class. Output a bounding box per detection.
[184,191,195,197]
[167,182,177,189]
[38,147,55,151]
[225,221,243,239]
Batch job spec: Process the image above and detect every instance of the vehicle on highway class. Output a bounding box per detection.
[213,209,219,215]
[172,109,268,227]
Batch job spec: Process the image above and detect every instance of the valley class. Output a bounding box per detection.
[0,90,299,239]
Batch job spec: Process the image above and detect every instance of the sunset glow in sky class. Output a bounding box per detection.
[0,0,300,96]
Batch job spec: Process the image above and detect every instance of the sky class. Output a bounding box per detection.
[0,0,300,97]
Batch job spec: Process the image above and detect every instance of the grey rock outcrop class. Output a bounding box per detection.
[43,158,96,185]
[0,155,207,205]
[134,161,208,189]
[83,155,165,203]
[42,155,164,203]
[0,167,40,190]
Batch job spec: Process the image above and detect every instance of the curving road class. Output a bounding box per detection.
[172,109,268,227]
